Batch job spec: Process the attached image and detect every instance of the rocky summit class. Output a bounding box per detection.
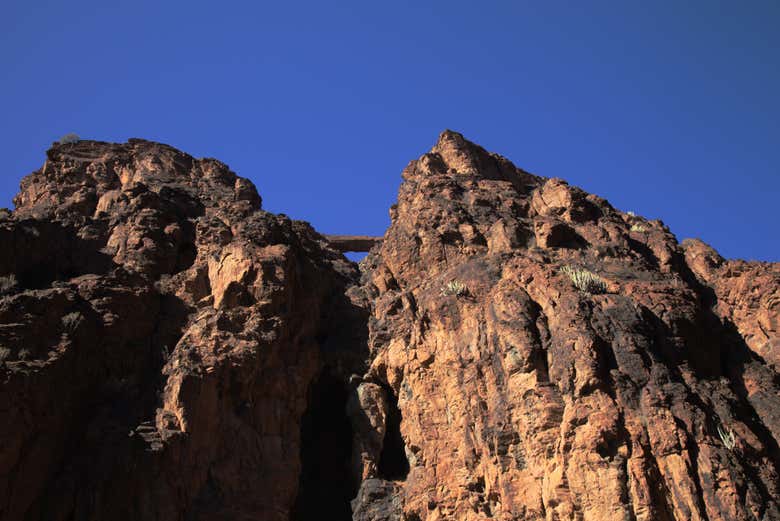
[0,132,777,521]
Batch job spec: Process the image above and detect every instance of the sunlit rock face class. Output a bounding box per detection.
[0,133,777,521]
[356,131,780,521]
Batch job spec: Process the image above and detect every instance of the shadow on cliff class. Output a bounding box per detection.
[641,275,780,512]
[23,290,192,520]
[293,368,358,521]
[0,219,114,289]
[292,273,372,521]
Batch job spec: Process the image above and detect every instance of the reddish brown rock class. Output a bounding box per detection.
[684,238,780,370]
[0,132,778,521]
[354,131,780,521]
[0,139,364,521]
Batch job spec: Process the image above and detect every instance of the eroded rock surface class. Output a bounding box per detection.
[0,133,777,521]
[0,139,364,521]
[355,131,780,521]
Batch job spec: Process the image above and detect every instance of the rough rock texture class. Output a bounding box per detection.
[354,131,780,521]
[0,139,365,521]
[0,132,778,521]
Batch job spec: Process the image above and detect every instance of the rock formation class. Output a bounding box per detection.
[0,132,777,521]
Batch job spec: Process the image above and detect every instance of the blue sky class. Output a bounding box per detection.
[1,1,778,261]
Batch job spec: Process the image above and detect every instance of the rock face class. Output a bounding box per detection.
[0,139,364,521]
[0,132,778,521]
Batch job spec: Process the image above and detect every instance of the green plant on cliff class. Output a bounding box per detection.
[441,280,468,297]
[717,423,737,451]
[58,133,80,144]
[560,265,607,295]
[0,274,18,295]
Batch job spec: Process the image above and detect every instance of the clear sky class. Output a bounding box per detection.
[1,1,778,261]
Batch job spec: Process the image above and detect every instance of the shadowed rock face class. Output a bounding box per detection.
[0,132,778,521]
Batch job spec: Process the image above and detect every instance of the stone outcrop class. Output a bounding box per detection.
[0,132,778,521]
[0,139,365,521]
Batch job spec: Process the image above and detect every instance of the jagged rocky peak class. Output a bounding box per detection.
[15,138,262,222]
[358,131,779,521]
[0,133,778,521]
[1,137,363,521]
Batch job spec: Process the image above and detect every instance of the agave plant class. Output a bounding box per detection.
[560,265,607,295]
[440,280,468,297]
[717,424,737,451]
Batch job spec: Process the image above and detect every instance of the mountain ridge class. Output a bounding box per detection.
[0,131,777,521]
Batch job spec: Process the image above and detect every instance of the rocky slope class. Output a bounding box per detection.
[0,132,777,521]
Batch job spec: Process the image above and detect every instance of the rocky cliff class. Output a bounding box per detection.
[0,132,777,521]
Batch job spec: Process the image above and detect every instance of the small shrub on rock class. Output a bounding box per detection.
[0,274,18,295]
[440,280,468,297]
[717,423,737,451]
[58,133,80,144]
[560,265,607,295]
